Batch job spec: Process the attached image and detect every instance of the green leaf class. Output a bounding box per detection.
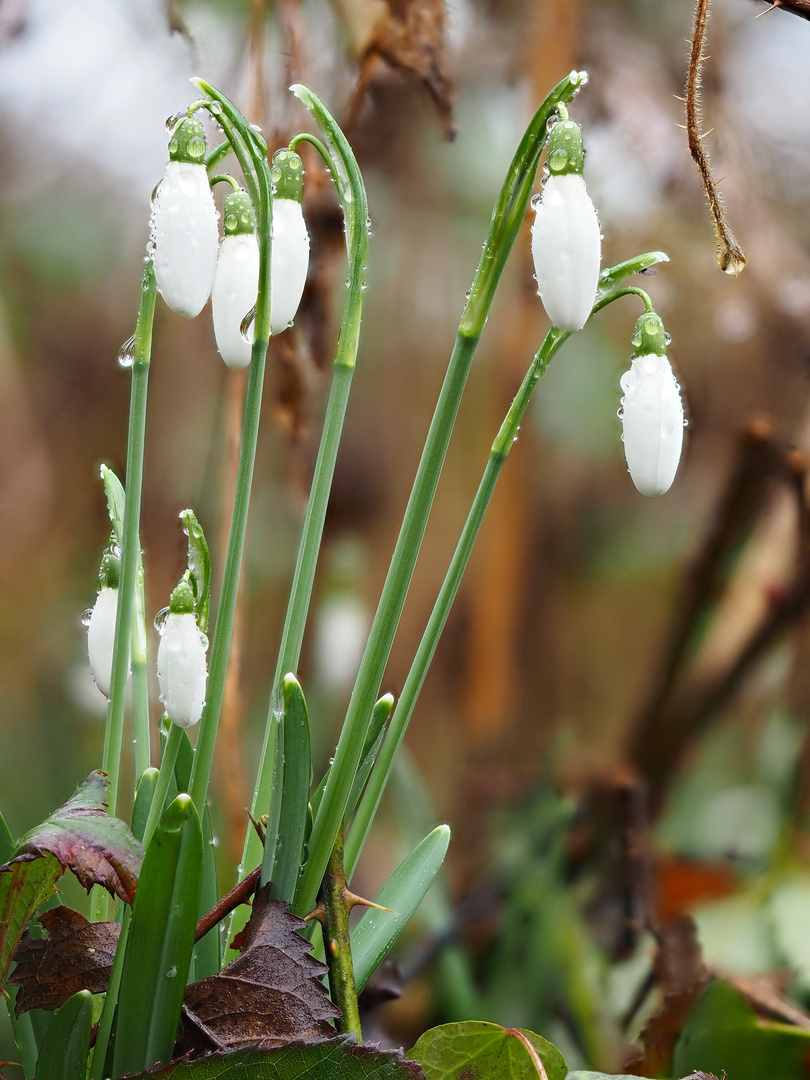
[113,794,203,1076]
[180,509,211,634]
[34,989,92,1080]
[100,464,126,543]
[131,767,159,842]
[126,1038,425,1080]
[311,693,393,821]
[0,854,61,991]
[672,979,810,1080]
[1,771,143,905]
[0,806,15,863]
[566,1074,640,1079]
[351,824,450,993]
[409,1022,566,1080]
[267,674,312,904]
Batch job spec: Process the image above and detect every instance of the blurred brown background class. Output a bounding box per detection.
[2,0,810,1058]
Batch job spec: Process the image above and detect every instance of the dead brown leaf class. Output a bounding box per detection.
[9,906,119,1014]
[178,885,340,1054]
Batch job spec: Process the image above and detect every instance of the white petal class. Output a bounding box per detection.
[620,352,684,496]
[531,174,601,332]
[270,198,310,336]
[157,612,208,728]
[212,234,259,369]
[152,161,219,319]
[87,587,118,698]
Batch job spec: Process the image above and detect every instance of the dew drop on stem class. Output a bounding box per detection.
[118,335,136,368]
[240,306,256,343]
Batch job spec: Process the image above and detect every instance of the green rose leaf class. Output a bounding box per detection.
[408,1022,566,1080]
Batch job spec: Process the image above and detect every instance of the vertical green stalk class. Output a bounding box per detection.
[239,91,369,892]
[93,261,156,924]
[295,70,589,918]
[187,81,273,817]
[140,722,184,850]
[345,327,569,876]
[318,826,362,1041]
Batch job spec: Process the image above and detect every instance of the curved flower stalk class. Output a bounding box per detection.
[531,118,601,332]
[620,311,685,496]
[151,117,219,318]
[86,551,122,698]
[157,580,208,729]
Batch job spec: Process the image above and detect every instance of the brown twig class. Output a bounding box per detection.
[752,0,810,19]
[686,0,746,274]
[194,865,261,943]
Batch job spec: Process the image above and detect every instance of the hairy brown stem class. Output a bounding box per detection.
[686,0,746,274]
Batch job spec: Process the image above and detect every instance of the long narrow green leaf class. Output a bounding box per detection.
[0,807,14,863]
[266,674,312,903]
[113,795,203,1076]
[131,768,159,843]
[35,989,92,1080]
[351,825,450,992]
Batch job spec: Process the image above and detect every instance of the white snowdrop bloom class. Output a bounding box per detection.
[268,148,309,336]
[531,119,601,333]
[620,312,685,497]
[151,117,219,319]
[87,586,119,699]
[157,583,208,728]
[212,189,260,369]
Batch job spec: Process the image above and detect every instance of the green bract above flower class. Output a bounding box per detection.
[530,120,601,333]
[619,312,685,497]
[151,118,219,319]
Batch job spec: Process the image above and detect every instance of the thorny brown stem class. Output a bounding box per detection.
[752,0,810,19]
[686,0,746,274]
[195,865,261,943]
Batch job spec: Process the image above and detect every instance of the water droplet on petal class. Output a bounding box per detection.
[154,606,170,633]
[81,608,94,627]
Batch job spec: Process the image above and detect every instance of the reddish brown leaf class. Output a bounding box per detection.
[0,771,143,904]
[9,905,119,1014]
[179,886,339,1054]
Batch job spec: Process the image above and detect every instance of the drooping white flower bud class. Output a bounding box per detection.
[212,189,259,369]
[268,149,309,336]
[531,119,601,333]
[156,581,208,729]
[619,312,685,497]
[85,552,122,699]
[151,117,219,319]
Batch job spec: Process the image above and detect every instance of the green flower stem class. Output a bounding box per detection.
[345,326,570,877]
[92,261,156,926]
[187,81,272,817]
[140,722,184,850]
[89,908,131,1080]
[318,825,362,1041]
[131,583,151,779]
[9,1003,37,1079]
[295,71,588,920]
[237,87,369,903]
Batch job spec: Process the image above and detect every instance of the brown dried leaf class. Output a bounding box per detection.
[178,885,339,1054]
[626,916,710,1077]
[9,905,119,1014]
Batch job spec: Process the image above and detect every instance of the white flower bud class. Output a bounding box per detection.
[269,198,310,336]
[620,352,684,497]
[87,587,119,699]
[151,118,219,319]
[212,232,260,369]
[531,174,601,332]
[157,612,208,729]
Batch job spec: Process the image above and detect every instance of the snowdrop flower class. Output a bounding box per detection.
[268,148,310,336]
[619,312,685,497]
[85,552,121,699]
[157,581,208,729]
[151,117,219,319]
[211,189,259,368]
[531,119,601,332]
